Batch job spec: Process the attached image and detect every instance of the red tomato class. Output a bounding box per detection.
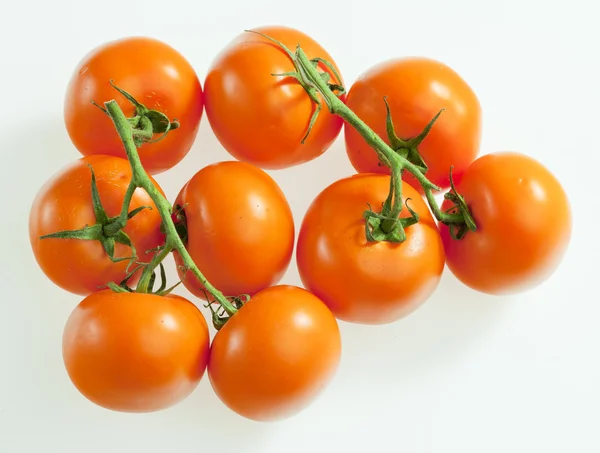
[29,155,165,295]
[344,57,482,191]
[439,151,572,295]
[173,161,295,299]
[204,25,344,169]
[208,285,341,421]
[297,174,445,324]
[64,36,204,174]
[62,290,210,412]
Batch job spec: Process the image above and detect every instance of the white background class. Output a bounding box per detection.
[1,0,598,452]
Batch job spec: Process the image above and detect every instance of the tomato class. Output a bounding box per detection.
[64,36,204,174]
[204,25,344,169]
[62,290,210,412]
[208,285,341,421]
[296,173,445,324]
[344,57,482,191]
[173,161,294,299]
[29,155,165,295]
[439,151,572,295]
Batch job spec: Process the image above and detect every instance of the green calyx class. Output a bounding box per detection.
[205,294,250,330]
[440,167,477,239]
[245,29,345,144]
[364,198,420,243]
[382,97,443,174]
[39,165,144,271]
[92,80,179,148]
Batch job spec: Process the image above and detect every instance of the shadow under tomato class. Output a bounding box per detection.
[170,377,274,446]
[334,266,515,384]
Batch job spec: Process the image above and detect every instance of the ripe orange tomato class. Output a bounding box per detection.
[173,161,294,299]
[64,36,204,174]
[297,173,445,324]
[204,25,344,169]
[29,155,165,295]
[208,285,341,421]
[62,290,210,412]
[344,57,482,191]
[439,151,572,295]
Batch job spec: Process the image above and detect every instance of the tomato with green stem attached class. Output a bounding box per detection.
[63,290,210,413]
[64,36,204,174]
[297,173,446,324]
[204,25,345,169]
[344,57,482,192]
[208,285,342,421]
[439,151,572,295]
[172,160,295,300]
[29,155,166,295]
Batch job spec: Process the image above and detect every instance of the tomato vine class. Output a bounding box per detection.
[248,30,477,243]
[102,95,240,319]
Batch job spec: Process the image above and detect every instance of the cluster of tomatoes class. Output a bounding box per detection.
[28,25,572,421]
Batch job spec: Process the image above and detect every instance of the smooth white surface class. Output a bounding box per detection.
[1,1,598,452]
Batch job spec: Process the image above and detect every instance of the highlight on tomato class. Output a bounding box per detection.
[64,36,204,174]
[204,25,344,169]
[62,290,210,413]
[28,155,165,296]
[439,151,572,295]
[208,285,342,422]
[344,57,482,191]
[172,160,295,300]
[296,173,446,325]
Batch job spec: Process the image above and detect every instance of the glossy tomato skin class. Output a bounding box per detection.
[62,290,210,412]
[297,174,445,324]
[344,57,482,191]
[204,25,344,169]
[173,161,294,299]
[208,285,341,421]
[29,155,165,295]
[439,152,571,295]
[64,36,203,174]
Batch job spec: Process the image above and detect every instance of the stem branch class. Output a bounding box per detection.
[136,243,173,293]
[423,187,465,224]
[381,161,404,233]
[104,180,137,236]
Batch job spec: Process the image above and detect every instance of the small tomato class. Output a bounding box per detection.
[64,36,204,174]
[297,173,445,324]
[344,57,482,191]
[439,151,572,295]
[208,285,341,421]
[173,161,295,299]
[29,155,165,295]
[204,25,344,169]
[62,290,210,413]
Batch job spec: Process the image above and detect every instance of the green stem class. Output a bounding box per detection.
[381,159,404,233]
[104,180,137,236]
[423,186,465,224]
[296,49,458,225]
[104,100,237,316]
[136,243,173,293]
